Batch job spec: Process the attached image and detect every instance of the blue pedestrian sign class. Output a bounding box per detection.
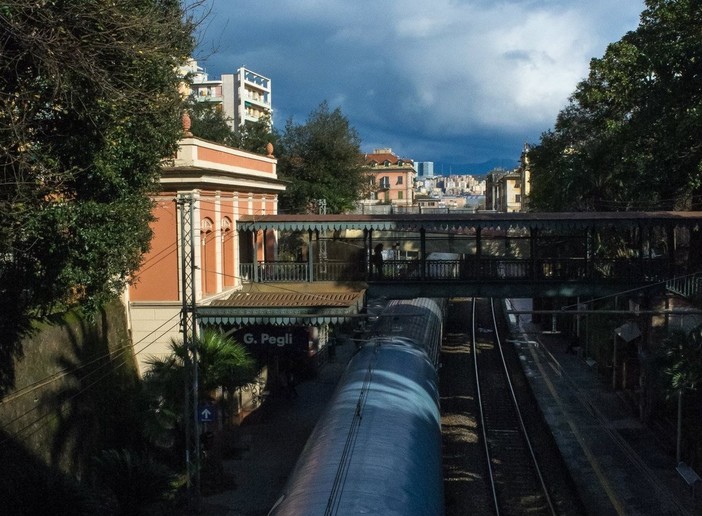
[198,403,216,422]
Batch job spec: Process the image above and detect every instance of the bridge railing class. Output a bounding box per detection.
[666,272,702,299]
[240,261,365,283]
[239,256,669,284]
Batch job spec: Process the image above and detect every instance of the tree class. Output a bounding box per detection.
[277,101,366,214]
[231,114,278,156]
[0,1,196,317]
[185,99,277,155]
[529,0,702,213]
[92,448,177,515]
[143,330,257,426]
[659,326,702,395]
[655,326,702,462]
[186,99,237,146]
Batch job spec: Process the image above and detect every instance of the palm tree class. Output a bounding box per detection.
[142,330,258,447]
[193,329,258,394]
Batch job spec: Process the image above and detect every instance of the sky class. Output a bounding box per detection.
[188,0,646,173]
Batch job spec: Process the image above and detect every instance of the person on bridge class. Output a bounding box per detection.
[372,243,384,278]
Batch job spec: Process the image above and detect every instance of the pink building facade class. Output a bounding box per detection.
[125,135,285,373]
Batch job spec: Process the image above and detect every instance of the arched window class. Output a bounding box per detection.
[201,217,216,295]
[221,217,234,287]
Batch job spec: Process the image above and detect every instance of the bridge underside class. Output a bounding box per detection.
[366,279,663,299]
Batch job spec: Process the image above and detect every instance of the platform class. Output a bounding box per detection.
[508,298,702,515]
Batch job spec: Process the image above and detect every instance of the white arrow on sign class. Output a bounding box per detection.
[198,404,216,422]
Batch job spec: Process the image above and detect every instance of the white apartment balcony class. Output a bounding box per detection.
[243,91,271,109]
[244,102,271,120]
[195,94,223,103]
[242,70,271,91]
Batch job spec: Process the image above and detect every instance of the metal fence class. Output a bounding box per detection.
[240,256,669,284]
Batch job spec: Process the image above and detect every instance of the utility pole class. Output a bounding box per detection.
[317,199,327,274]
[178,193,200,512]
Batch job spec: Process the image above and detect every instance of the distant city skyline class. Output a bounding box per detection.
[189,0,645,167]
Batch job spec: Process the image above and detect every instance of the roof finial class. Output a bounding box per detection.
[182,111,193,137]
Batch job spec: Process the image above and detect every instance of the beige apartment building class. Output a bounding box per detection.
[485,144,532,212]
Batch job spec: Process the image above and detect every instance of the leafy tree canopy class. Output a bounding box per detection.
[186,99,238,147]
[529,0,702,212]
[277,101,366,214]
[658,326,702,395]
[186,99,277,155]
[231,114,278,156]
[0,0,196,315]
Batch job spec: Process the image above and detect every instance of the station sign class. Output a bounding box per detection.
[233,325,314,353]
[198,402,216,422]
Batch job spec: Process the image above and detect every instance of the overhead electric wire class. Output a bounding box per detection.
[0,317,182,446]
[0,194,281,439]
[559,271,699,311]
[0,311,182,406]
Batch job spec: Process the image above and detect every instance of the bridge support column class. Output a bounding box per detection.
[476,227,482,278]
[530,228,537,280]
[251,231,258,282]
[667,223,675,276]
[420,228,426,280]
[638,224,644,279]
[587,227,594,279]
[307,229,314,282]
[263,229,269,263]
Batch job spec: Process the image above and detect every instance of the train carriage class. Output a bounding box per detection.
[268,298,445,516]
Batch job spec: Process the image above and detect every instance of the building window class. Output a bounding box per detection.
[380,176,390,189]
[398,191,404,200]
[396,176,403,185]
[515,194,522,203]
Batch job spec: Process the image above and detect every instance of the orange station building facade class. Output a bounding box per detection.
[125,134,286,374]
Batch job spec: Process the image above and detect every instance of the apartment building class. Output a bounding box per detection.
[485,169,523,212]
[362,148,416,207]
[222,67,272,128]
[415,161,434,178]
[484,144,532,212]
[181,59,272,130]
[181,58,223,106]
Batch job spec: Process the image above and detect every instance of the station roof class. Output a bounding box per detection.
[237,211,702,233]
[197,282,366,326]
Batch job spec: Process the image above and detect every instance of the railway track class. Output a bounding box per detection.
[472,297,556,515]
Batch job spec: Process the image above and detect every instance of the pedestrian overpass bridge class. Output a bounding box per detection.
[235,211,702,299]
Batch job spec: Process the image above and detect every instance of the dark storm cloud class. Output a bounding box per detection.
[189,0,644,167]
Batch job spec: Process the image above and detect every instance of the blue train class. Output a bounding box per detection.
[269,297,446,516]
